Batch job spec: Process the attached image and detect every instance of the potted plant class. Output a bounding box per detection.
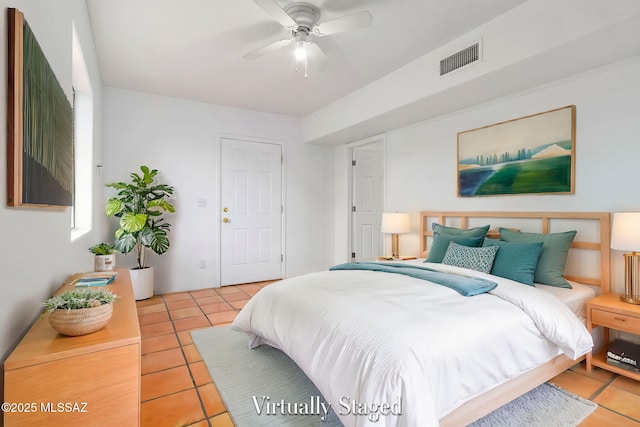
[89,243,117,272]
[44,288,118,336]
[105,165,176,300]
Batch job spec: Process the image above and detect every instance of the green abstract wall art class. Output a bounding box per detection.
[7,8,74,207]
[457,105,575,197]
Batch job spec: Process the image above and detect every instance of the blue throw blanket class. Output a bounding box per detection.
[329,262,497,296]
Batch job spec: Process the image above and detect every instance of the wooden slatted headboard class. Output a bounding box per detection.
[420,211,611,292]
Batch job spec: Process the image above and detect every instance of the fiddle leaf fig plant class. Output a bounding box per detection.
[105,166,176,269]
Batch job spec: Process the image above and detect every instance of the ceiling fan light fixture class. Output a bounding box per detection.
[295,44,308,77]
[248,0,373,77]
[293,30,309,76]
[295,40,306,60]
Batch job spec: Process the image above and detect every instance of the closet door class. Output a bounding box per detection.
[352,143,385,261]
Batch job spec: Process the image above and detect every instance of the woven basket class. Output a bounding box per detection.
[49,303,113,336]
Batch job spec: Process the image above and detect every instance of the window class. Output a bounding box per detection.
[70,23,93,240]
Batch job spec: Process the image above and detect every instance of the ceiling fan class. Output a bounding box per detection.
[245,0,373,76]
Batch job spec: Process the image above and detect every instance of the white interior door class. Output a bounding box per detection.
[220,138,283,285]
[352,143,385,261]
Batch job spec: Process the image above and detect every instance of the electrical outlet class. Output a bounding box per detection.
[199,259,206,269]
[197,198,207,207]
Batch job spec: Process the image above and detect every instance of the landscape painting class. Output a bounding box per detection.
[457,106,575,197]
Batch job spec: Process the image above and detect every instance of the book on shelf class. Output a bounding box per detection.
[606,339,640,371]
[74,271,118,287]
[606,357,640,373]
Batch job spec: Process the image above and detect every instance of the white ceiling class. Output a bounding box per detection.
[86,0,526,117]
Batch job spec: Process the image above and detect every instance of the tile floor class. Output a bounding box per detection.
[137,281,274,427]
[137,282,640,427]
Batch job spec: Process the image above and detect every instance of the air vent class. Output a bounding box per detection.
[440,42,480,76]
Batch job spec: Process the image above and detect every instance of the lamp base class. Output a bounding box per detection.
[621,252,640,305]
[620,295,640,304]
[391,233,399,259]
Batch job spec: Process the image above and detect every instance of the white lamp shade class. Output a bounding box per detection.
[381,212,410,234]
[611,212,640,252]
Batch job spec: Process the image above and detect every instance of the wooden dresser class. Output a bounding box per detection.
[3,269,141,426]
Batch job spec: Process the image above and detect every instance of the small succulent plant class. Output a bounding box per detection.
[43,289,118,312]
[88,243,117,255]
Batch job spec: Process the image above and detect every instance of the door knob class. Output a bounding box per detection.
[223,218,229,223]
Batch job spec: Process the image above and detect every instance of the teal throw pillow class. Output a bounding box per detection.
[499,228,577,288]
[482,238,543,285]
[432,223,490,238]
[442,241,499,274]
[425,232,485,263]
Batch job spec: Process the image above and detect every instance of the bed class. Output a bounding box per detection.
[231,211,611,426]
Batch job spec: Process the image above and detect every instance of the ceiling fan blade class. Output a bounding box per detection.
[305,42,327,70]
[244,38,292,60]
[313,10,373,36]
[252,0,296,28]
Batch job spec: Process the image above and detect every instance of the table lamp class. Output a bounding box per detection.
[381,212,410,258]
[611,212,640,304]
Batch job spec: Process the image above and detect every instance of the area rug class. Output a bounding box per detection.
[191,326,597,427]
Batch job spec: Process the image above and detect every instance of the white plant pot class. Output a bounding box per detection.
[94,254,116,272]
[129,267,154,300]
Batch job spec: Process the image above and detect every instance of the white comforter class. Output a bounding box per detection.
[231,261,593,426]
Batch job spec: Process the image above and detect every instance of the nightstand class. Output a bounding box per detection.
[586,293,640,381]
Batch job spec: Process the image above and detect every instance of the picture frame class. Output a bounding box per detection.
[457,105,575,197]
[7,8,74,207]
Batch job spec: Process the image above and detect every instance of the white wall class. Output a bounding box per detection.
[0,0,104,361]
[305,0,640,145]
[336,55,640,294]
[101,88,335,294]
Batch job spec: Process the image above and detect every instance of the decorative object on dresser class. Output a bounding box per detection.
[74,271,118,287]
[105,165,176,300]
[44,288,117,336]
[4,269,141,426]
[457,105,575,197]
[88,242,117,271]
[6,8,74,207]
[611,212,640,304]
[380,212,410,258]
